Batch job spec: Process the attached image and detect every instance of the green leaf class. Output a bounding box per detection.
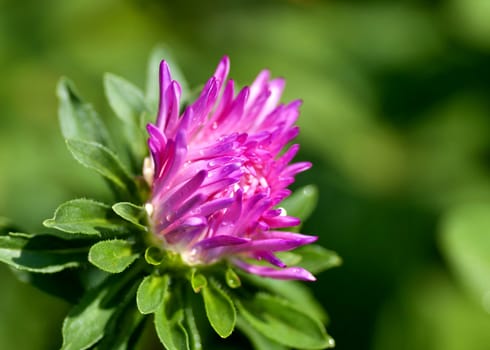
[236,316,288,350]
[57,77,112,147]
[88,239,139,273]
[190,270,207,293]
[137,274,167,314]
[145,45,189,116]
[61,270,138,350]
[202,278,236,338]
[95,284,144,350]
[66,139,138,200]
[154,277,191,350]
[104,74,148,167]
[112,202,147,231]
[280,185,318,230]
[104,73,147,125]
[0,234,88,273]
[237,293,334,349]
[295,244,342,274]
[183,288,202,350]
[240,273,328,324]
[43,199,129,239]
[440,202,490,303]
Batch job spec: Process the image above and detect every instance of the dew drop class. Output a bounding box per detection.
[145,203,154,217]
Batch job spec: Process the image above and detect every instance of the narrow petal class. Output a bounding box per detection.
[233,259,316,281]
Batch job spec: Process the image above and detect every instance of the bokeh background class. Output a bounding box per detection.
[1,0,490,349]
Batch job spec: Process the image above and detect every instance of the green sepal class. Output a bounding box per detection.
[61,268,140,350]
[104,73,148,169]
[0,234,88,273]
[236,293,334,349]
[294,244,342,274]
[65,139,138,201]
[43,199,130,239]
[57,77,113,148]
[202,278,236,338]
[190,270,207,293]
[112,202,147,231]
[280,185,318,231]
[137,274,167,314]
[154,278,191,350]
[88,239,139,273]
[145,246,164,265]
[225,266,241,288]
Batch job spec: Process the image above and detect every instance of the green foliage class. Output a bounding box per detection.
[88,239,139,273]
[0,45,335,350]
[440,202,490,305]
[154,279,191,350]
[201,278,236,338]
[61,271,139,350]
[57,78,113,148]
[43,199,129,239]
[137,274,167,314]
[237,293,334,349]
[65,139,138,201]
[0,234,88,273]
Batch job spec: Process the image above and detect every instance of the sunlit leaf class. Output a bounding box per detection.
[154,277,191,350]
[137,274,167,314]
[112,202,147,231]
[295,244,342,274]
[61,271,138,350]
[66,139,138,200]
[57,78,112,147]
[237,293,334,349]
[0,234,88,273]
[88,239,139,273]
[43,199,129,239]
[440,202,490,304]
[202,278,236,338]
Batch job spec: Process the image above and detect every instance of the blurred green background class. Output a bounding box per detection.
[1,0,490,349]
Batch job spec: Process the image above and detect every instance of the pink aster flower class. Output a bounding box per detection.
[144,56,317,281]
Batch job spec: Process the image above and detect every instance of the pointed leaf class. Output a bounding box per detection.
[88,239,139,273]
[104,73,147,125]
[440,202,490,302]
[190,270,207,293]
[61,270,138,350]
[295,244,342,274]
[104,74,148,166]
[237,293,334,349]
[280,185,318,229]
[43,199,129,239]
[202,278,236,338]
[137,274,166,314]
[236,316,287,350]
[0,234,88,273]
[57,77,112,147]
[240,273,328,324]
[154,277,191,350]
[95,285,143,350]
[112,202,147,230]
[66,139,137,199]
